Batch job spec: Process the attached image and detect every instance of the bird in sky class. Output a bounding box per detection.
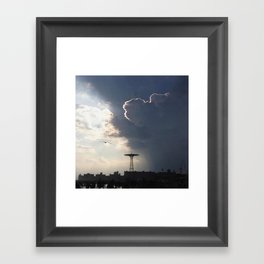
[102,140,111,144]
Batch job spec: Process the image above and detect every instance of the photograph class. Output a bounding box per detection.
[75,76,188,188]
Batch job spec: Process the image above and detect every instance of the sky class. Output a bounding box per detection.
[76,76,188,176]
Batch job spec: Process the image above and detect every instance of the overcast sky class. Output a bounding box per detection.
[76,76,188,175]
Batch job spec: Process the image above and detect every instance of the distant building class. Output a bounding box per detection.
[77,170,188,189]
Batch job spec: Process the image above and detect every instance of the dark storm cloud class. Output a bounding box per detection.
[77,76,188,171]
[77,76,187,114]
[113,89,188,171]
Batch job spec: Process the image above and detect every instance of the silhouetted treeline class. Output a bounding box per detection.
[76,170,188,189]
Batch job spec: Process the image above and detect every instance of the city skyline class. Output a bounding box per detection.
[76,169,188,189]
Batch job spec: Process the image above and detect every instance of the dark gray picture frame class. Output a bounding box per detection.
[36,17,228,247]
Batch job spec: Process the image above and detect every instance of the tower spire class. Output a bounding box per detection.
[124,153,139,171]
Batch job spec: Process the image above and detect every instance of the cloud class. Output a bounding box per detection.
[75,104,131,175]
[76,104,113,139]
[123,93,170,126]
[112,90,188,171]
[76,144,96,154]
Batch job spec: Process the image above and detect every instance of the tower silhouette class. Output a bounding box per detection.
[124,153,139,171]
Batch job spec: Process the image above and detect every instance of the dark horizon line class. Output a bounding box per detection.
[78,169,187,176]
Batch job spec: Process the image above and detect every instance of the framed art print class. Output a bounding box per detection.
[37,17,228,246]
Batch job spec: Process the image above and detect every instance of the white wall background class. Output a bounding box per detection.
[0,0,263,263]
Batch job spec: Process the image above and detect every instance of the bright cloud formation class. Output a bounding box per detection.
[76,103,131,176]
[76,104,113,140]
[123,93,170,126]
